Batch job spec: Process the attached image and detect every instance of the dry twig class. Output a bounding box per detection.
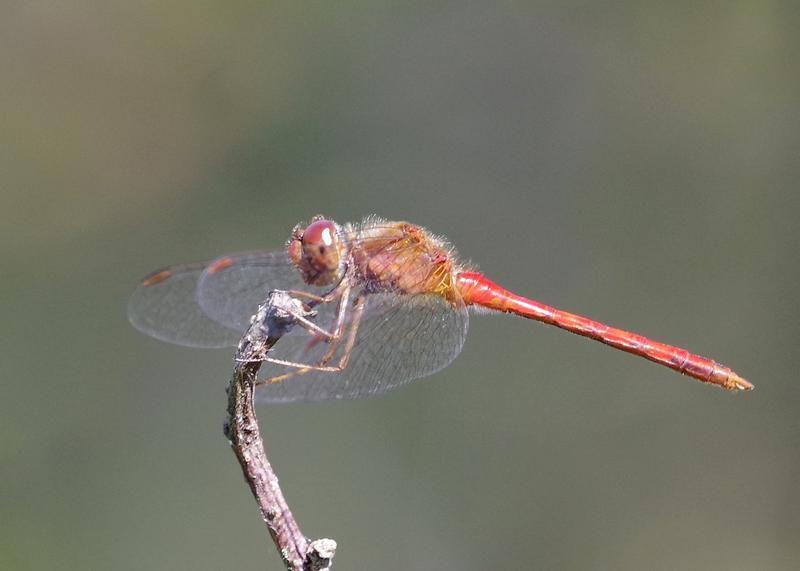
[224,291,336,570]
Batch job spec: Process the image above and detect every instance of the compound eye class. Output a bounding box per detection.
[302,219,340,268]
[302,219,336,249]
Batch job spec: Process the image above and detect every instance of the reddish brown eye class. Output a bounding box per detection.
[287,218,343,286]
[302,219,337,249]
[305,219,341,271]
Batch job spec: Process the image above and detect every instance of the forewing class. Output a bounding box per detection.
[255,292,469,404]
[128,262,243,348]
[196,250,323,332]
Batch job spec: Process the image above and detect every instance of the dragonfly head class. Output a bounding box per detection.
[287,217,346,286]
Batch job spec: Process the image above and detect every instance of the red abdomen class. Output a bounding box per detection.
[456,272,752,392]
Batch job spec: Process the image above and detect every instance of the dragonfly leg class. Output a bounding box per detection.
[280,311,336,342]
[235,286,351,364]
[310,284,354,361]
[252,287,352,379]
[286,289,340,304]
[255,293,366,386]
[285,284,350,341]
[260,356,341,373]
[320,292,364,369]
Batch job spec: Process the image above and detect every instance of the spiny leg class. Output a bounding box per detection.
[236,285,350,363]
[328,292,365,370]
[314,284,354,364]
[286,289,340,305]
[254,286,352,384]
[285,283,350,340]
[256,293,366,387]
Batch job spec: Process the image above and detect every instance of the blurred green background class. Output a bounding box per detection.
[2,3,798,570]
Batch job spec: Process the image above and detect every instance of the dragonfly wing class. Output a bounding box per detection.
[196,250,321,332]
[255,291,469,404]
[128,262,243,348]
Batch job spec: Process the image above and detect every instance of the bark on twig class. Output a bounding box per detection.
[224,292,336,570]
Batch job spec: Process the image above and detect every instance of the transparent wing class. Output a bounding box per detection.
[128,262,244,348]
[196,250,320,332]
[255,291,469,404]
[128,250,315,348]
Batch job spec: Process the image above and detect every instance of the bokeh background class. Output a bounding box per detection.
[2,3,798,570]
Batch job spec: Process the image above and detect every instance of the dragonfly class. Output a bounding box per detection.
[129,215,753,403]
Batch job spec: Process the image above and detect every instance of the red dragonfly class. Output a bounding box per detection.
[129,215,753,403]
